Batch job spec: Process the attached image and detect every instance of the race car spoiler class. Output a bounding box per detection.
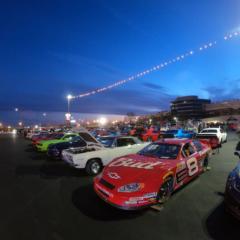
[196,134,221,149]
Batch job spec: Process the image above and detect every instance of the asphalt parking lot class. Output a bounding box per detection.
[0,133,239,240]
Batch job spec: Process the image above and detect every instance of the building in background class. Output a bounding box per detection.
[205,99,240,117]
[171,96,211,120]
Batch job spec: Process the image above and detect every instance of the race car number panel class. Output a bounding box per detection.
[186,157,199,176]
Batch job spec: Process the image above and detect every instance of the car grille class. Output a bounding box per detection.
[99,178,115,190]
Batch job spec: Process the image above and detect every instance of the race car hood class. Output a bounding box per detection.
[40,139,64,145]
[102,154,175,186]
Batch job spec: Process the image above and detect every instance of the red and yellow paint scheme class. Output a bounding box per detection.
[94,138,211,210]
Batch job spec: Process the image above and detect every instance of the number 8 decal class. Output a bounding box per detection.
[186,157,198,176]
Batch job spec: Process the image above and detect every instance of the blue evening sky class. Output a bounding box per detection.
[0,0,240,115]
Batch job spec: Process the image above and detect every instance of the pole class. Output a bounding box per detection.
[68,99,70,113]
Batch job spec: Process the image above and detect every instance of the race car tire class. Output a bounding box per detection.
[85,158,103,176]
[157,177,174,204]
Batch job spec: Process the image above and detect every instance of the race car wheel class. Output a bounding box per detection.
[86,159,102,176]
[157,177,174,204]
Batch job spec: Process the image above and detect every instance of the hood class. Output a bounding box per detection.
[102,154,175,186]
[40,139,63,145]
[49,141,70,149]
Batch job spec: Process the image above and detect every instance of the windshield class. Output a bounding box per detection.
[54,133,64,139]
[138,143,180,159]
[71,136,82,142]
[98,137,115,147]
[166,130,178,134]
[201,129,217,133]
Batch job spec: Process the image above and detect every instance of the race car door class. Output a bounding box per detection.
[181,143,200,182]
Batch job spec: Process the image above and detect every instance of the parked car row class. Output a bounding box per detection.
[25,127,239,217]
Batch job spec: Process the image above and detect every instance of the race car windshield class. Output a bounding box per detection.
[138,143,180,159]
[98,137,115,147]
[54,133,64,139]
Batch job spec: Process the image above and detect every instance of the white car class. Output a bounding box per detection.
[199,127,227,143]
[62,136,149,175]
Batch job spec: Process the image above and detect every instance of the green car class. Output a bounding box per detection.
[36,133,79,152]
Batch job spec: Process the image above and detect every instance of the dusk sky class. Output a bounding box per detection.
[1,0,240,116]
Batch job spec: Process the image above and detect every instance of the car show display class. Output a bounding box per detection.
[94,138,211,210]
[62,136,149,175]
[35,133,79,152]
[20,125,239,220]
[198,127,227,143]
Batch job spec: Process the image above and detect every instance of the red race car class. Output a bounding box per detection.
[141,127,163,142]
[94,138,211,210]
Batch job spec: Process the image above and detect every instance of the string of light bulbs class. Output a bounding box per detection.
[71,30,240,100]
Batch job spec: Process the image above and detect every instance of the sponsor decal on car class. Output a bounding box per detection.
[109,158,162,170]
[107,172,121,179]
[129,192,157,202]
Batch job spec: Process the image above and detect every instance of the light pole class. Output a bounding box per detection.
[42,113,47,126]
[14,108,20,127]
[67,94,73,114]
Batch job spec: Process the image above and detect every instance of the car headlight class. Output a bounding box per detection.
[118,183,144,193]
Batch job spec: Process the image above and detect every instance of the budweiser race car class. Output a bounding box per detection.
[94,138,211,210]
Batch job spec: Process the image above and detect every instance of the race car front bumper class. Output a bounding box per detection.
[94,179,157,210]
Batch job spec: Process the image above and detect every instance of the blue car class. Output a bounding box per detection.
[225,146,240,219]
[225,162,240,219]
[164,129,195,138]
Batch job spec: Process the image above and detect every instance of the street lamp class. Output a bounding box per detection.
[14,108,19,112]
[99,117,107,126]
[67,94,73,113]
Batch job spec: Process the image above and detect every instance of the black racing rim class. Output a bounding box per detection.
[158,179,173,203]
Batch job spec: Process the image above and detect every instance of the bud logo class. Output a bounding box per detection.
[109,158,162,170]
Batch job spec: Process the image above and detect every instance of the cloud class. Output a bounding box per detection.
[71,87,176,114]
[203,78,240,101]
[142,82,165,90]
[100,0,149,36]
[49,51,127,80]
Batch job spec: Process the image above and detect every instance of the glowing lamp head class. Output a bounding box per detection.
[99,117,107,126]
[65,113,71,121]
[67,94,73,100]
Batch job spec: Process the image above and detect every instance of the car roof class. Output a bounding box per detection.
[155,138,192,145]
